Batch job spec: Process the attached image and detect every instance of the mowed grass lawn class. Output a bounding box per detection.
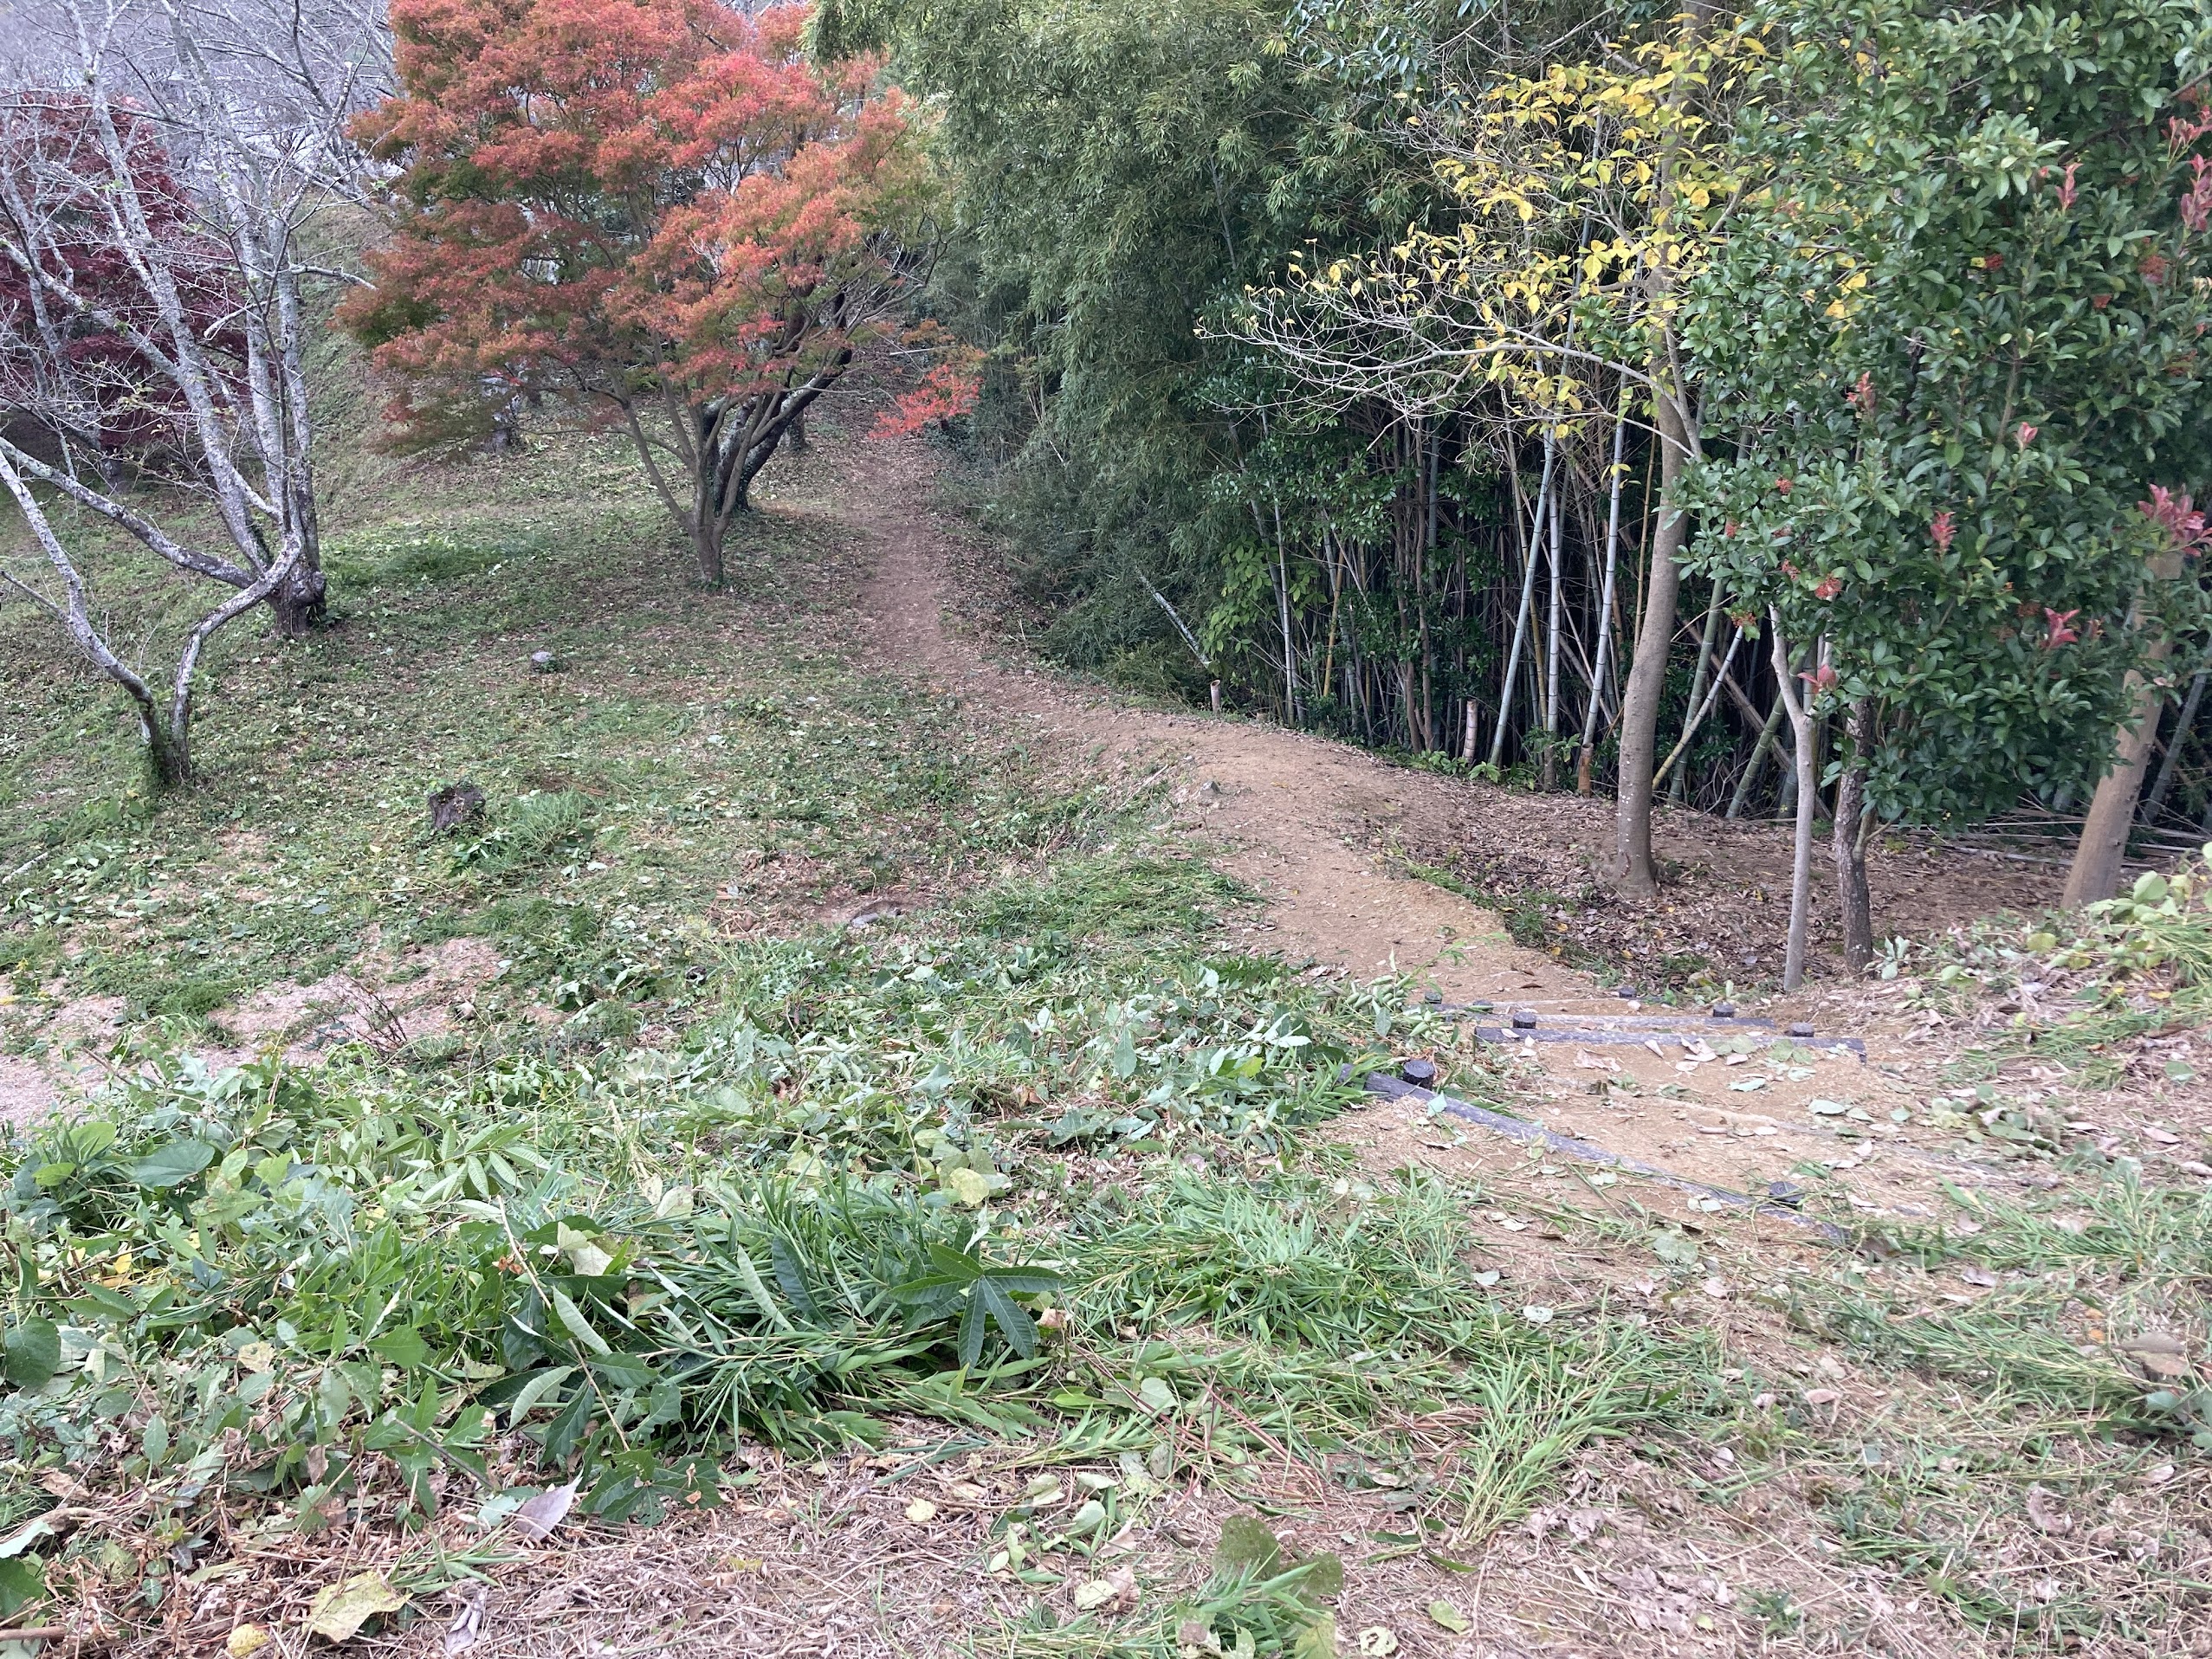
[0,415,1109,1049]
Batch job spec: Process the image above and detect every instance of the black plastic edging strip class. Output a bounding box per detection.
[1362,1072,1849,1243]
[1475,1027,1868,1056]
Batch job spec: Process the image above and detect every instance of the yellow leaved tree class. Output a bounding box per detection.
[1236,15,1765,894]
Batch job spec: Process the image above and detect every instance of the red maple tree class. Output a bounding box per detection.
[0,94,243,477]
[343,0,926,584]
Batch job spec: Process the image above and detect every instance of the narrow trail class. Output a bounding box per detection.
[848,437,1593,1010]
[835,438,2011,1222]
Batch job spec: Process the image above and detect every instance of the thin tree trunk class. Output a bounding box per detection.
[1489,432,1556,769]
[1612,379,1692,895]
[142,695,191,789]
[268,560,327,638]
[1576,390,1630,795]
[1770,611,1819,991]
[2141,668,2206,827]
[2065,550,2185,906]
[1542,486,1563,788]
[1834,696,1874,973]
[1670,580,1725,804]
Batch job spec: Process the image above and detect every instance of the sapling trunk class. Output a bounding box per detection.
[1613,387,1691,895]
[2065,549,2186,906]
[1577,393,1630,796]
[1833,697,1875,973]
[1770,611,1818,991]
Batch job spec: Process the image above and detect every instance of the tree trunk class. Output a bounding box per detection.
[1834,696,1874,974]
[1612,385,1691,896]
[1578,390,1631,796]
[693,519,727,587]
[2065,551,2185,906]
[2064,673,2167,907]
[268,558,327,638]
[141,700,191,789]
[1770,615,1817,991]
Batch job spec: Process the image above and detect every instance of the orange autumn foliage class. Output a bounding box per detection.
[344,0,928,583]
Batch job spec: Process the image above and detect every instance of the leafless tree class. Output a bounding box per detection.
[0,0,388,785]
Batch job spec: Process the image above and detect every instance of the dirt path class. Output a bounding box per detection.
[835,438,2013,1220]
[850,438,1588,1006]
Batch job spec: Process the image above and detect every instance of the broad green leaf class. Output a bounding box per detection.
[305,1571,404,1642]
[1214,1514,1283,1576]
[507,1365,574,1426]
[589,1351,660,1391]
[547,1289,610,1356]
[727,1243,792,1333]
[367,1327,429,1369]
[1297,1552,1344,1599]
[129,1138,215,1189]
[0,1557,43,1617]
[2,1318,59,1391]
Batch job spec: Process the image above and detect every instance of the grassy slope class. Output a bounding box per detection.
[0,371,2208,1656]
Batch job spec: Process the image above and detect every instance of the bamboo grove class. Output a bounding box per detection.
[821,0,2212,979]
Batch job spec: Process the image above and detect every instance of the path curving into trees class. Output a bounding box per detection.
[843,434,1591,1011]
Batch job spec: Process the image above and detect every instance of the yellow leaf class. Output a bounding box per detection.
[306,1572,405,1643]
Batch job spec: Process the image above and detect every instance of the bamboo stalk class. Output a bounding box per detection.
[1542,484,1564,787]
[1670,578,1725,804]
[1576,387,1630,794]
[1488,431,1558,768]
[2141,668,2207,827]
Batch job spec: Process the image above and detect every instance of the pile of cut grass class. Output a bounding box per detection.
[0,913,1705,1644]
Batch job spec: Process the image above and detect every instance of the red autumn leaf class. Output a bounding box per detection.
[341,0,928,582]
[870,358,984,438]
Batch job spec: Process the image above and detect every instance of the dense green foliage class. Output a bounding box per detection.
[1685,0,2212,823]
[831,0,2212,842]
